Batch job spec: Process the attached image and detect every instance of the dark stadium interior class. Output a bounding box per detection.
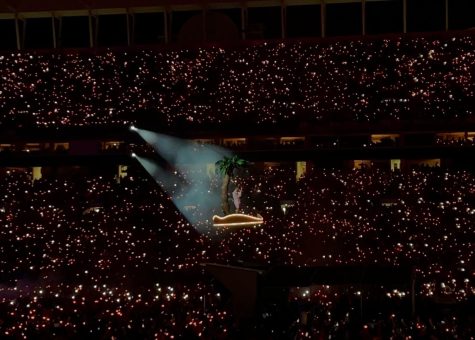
[0,0,474,339]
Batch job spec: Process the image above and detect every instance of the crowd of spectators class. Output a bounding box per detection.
[435,135,475,147]
[0,25,473,339]
[0,33,473,129]
[231,165,474,293]
[0,164,473,338]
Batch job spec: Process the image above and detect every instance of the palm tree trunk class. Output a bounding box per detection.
[221,174,230,215]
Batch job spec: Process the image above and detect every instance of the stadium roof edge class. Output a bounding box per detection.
[0,0,400,18]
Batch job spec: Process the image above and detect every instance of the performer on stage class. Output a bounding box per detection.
[232,185,242,213]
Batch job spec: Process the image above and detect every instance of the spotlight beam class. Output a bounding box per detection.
[131,132,235,233]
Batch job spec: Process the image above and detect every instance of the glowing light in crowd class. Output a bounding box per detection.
[0,166,473,338]
[0,35,472,128]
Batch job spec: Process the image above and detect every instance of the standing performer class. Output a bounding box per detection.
[232,185,242,213]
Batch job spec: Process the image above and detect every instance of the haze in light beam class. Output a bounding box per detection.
[133,130,233,232]
[135,129,231,173]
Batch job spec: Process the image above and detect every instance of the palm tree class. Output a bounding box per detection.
[215,155,247,215]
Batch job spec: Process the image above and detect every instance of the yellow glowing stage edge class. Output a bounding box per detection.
[212,213,264,227]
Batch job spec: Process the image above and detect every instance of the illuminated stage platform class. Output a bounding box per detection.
[212,213,264,227]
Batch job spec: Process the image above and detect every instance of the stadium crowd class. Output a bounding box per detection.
[435,135,475,146]
[0,33,473,129]
[0,164,473,338]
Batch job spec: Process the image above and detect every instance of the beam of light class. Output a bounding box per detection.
[129,125,138,132]
[134,129,232,173]
[134,154,222,233]
[134,155,184,194]
[132,129,237,232]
